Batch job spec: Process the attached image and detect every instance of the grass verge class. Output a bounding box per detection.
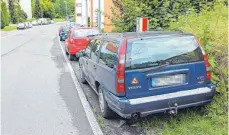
[138,102,227,135]
[1,25,17,31]
[54,18,65,23]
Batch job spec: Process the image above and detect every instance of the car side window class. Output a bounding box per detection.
[90,40,102,61]
[99,41,118,68]
[85,39,96,58]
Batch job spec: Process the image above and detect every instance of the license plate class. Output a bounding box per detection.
[152,74,185,87]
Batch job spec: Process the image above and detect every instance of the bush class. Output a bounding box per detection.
[163,3,228,134]
[170,2,228,96]
[137,2,228,135]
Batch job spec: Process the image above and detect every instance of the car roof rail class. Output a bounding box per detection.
[87,28,184,38]
[148,27,184,33]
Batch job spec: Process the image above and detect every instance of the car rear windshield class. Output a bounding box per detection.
[72,29,99,38]
[125,36,204,70]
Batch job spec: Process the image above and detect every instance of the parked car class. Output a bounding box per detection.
[48,20,52,24]
[43,19,48,25]
[59,26,64,36]
[59,26,70,41]
[17,23,26,30]
[37,19,43,25]
[50,20,54,24]
[78,32,216,119]
[69,22,80,28]
[32,20,38,26]
[24,22,30,28]
[28,22,33,28]
[64,27,99,60]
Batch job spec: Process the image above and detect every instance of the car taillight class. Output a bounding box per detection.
[116,40,127,93]
[196,37,211,80]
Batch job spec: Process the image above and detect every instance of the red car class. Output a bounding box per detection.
[64,27,99,60]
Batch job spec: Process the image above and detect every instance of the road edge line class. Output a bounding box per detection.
[56,31,103,135]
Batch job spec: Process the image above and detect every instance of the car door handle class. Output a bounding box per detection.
[93,65,97,69]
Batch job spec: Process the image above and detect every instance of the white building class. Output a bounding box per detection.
[19,0,32,19]
[75,0,88,26]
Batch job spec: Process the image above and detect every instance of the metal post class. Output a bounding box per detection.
[85,0,88,27]
[98,0,101,30]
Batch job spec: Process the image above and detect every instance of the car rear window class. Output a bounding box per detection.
[72,29,99,38]
[125,36,204,70]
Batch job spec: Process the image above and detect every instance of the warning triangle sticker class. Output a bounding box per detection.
[132,77,139,84]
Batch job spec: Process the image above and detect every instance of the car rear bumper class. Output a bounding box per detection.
[104,84,216,119]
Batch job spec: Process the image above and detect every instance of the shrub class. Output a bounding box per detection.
[166,2,228,134]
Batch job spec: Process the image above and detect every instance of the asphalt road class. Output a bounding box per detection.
[1,24,94,135]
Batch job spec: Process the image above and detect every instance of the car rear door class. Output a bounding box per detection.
[124,35,207,99]
[82,39,96,81]
[96,41,119,94]
[87,39,102,89]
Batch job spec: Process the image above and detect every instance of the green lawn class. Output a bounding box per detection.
[54,18,65,23]
[1,25,17,31]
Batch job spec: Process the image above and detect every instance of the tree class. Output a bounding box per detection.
[41,0,55,19]
[8,0,17,23]
[1,1,10,27]
[17,5,28,22]
[34,0,43,18]
[1,6,5,29]
[111,0,215,32]
[111,0,149,32]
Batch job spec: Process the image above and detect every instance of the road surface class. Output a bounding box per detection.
[1,24,95,135]
[1,24,145,135]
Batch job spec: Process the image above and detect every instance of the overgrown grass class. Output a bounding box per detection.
[138,2,228,135]
[1,25,17,31]
[54,18,65,23]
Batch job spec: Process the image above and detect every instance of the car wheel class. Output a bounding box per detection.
[79,64,87,84]
[68,54,74,61]
[98,86,114,118]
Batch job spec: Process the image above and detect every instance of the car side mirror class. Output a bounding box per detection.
[76,50,85,58]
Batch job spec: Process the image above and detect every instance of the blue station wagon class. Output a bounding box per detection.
[78,32,216,119]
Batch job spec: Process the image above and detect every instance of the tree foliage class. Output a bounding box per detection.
[112,0,218,32]
[32,0,74,18]
[33,0,43,18]
[1,0,10,28]
[40,0,55,19]
[16,4,28,22]
[8,0,18,23]
[8,0,27,23]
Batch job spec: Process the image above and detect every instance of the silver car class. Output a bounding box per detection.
[17,23,26,29]
[32,20,38,26]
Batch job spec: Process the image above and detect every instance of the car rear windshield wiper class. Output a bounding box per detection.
[137,61,170,72]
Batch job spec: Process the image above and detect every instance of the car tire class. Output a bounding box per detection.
[98,86,114,118]
[68,54,74,61]
[79,64,87,84]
